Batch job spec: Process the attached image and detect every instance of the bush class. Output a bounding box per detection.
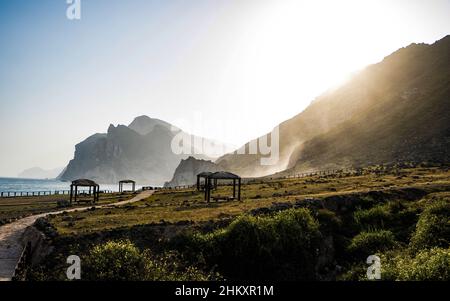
[348,230,397,258]
[353,200,420,243]
[317,209,342,234]
[84,240,212,281]
[409,200,450,252]
[84,240,150,281]
[57,200,71,208]
[382,247,450,281]
[353,201,409,228]
[354,205,391,228]
[184,208,322,280]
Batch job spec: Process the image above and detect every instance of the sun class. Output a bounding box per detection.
[228,0,409,118]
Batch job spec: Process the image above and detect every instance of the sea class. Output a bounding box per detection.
[0,177,144,194]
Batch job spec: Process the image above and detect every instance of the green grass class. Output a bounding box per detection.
[49,167,450,235]
[30,166,450,281]
[0,192,136,224]
[172,208,322,280]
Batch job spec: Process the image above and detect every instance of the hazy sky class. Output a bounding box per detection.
[0,0,449,177]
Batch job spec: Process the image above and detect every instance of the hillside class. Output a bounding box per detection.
[33,166,450,281]
[216,35,450,176]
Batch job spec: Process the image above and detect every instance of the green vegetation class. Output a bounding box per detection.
[347,230,398,258]
[174,208,321,280]
[0,192,135,225]
[83,240,213,281]
[48,167,450,235]
[382,247,450,281]
[29,167,450,281]
[409,199,450,252]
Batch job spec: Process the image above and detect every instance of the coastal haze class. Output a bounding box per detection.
[1,0,450,181]
[0,178,125,194]
[0,0,449,285]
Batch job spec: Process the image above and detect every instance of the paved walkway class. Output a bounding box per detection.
[0,190,154,281]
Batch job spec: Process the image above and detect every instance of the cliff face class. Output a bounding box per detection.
[287,36,450,172]
[216,35,450,176]
[164,156,222,187]
[59,116,229,186]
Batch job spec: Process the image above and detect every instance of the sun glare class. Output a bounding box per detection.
[230,0,415,119]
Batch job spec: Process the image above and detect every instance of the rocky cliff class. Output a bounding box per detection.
[216,35,450,176]
[164,156,222,187]
[59,116,229,186]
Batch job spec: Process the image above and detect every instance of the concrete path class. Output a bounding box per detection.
[0,190,154,281]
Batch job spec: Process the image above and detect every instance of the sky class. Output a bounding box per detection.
[0,0,449,177]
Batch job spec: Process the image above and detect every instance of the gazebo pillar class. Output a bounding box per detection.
[208,178,211,202]
[197,175,200,191]
[238,178,241,201]
[206,178,209,202]
[70,184,73,205]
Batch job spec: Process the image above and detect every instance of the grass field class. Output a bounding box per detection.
[49,166,450,235]
[28,165,450,281]
[0,192,137,225]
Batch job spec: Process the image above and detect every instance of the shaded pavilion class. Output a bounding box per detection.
[204,171,241,202]
[197,172,213,191]
[119,180,136,193]
[70,179,100,205]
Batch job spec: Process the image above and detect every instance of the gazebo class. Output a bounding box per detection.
[197,172,213,191]
[119,180,136,193]
[204,171,241,202]
[70,179,100,205]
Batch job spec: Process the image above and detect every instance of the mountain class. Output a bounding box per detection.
[128,115,177,135]
[164,156,222,187]
[59,116,231,185]
[18,167,64,179]
[215,35,450,176]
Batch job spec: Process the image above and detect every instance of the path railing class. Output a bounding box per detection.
[0,190,114,198]
[153,167,390,191]
[143,185,196,191]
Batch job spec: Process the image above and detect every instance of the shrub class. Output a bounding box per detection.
[57,200,71,208]
[186,208,322,280]
[317,209,342,233]
[354,205,391,228]
[353,200,420,243]
[84,240,212,281]
[382,247,450,281]
[84,240,150,281]
[348,230,397,258]
[409,200,450,252]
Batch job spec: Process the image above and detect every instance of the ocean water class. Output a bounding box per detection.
[0,178,140,194]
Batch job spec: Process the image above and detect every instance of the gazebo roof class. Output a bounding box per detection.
[71,179,99,187]
[119,179,136,184]
[197,172,213,177]
[208,171,241,179]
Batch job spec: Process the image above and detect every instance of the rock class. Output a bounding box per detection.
[59,116,231,186]
[164,156,223,187]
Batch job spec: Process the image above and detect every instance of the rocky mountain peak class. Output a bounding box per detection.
[128,115,175,135]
